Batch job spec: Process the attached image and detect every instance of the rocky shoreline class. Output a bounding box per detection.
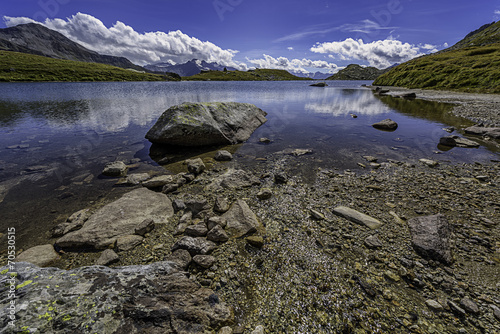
[1,90,499,333]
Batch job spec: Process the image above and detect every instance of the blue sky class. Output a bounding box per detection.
[2,0,499,73]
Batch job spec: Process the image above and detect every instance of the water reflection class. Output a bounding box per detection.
[305,89,390,116]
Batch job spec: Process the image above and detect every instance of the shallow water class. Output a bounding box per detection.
[0,80,498,249]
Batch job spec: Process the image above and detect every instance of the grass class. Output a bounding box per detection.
[0,51,178,82]
[182,68,309,81]
[373,43,500,93]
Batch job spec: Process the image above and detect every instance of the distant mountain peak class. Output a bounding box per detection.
[0,23,146,71]
[145,59,236,77]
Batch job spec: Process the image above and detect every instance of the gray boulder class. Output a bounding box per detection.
[439,135,479,148]
[214,150,233,161]
[95,249,119,266]
[146,102,268,146]
[102,161,128,177]
[15,244,60,267]
[407,214,453,264]
[171,236,217,256]
[222,200,262,238]
[0,262,232,333]
[56,188,174,249]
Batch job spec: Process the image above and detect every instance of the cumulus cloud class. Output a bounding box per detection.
[3,13,246,68]
[495,10,500,15]
[311,38,426,68]
[247,54,340,74]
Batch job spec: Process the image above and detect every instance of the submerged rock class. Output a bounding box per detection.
[102,161,128,177]
[56,188,174,249]
[408,214,453,265]
[464,125,500,139]
[145,102,268,146]
[372,119,398,131]
[310,82,327,87]
[439,135,480,148]
[0,262,232,333]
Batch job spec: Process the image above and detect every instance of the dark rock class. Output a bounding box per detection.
[171,236,217,256]
[102,161,128,177]
[439,136,480,148]
[185,223,209,237]
[162,183,179,193]
[134,218,155,236]
[355,276,377,297]
[207,216,227,230]
[207,225,229,243]
[448,300,467,316]
[214,150,233,161]
[95,249,119,266]
[56,188,174,250]
[193,255,216,269]
[460,298,480,314]
[214,197,230,213]
[372,119,398,131]
[274,173,288,184]
[464,126,500,139]
[185,197,211,216]
[186,158,206,175]
[259,137,272,144]
[222,200,262,238]
[145,102,268,146]
[408,214,453,265]
[165,249,192,270]
[0,261,232,332]
[257,188,273,200]
[310,82,327,87]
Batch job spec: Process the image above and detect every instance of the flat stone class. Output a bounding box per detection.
[56,188,174,249]
[448,300,467,316]
[184,223,209,237]
[460,297,480,314]
[491,305,500,321]
[116,173,150,186]
[102,161,128,177]
[419,158,439,167]
[257,188,273,200]
[310,209,325,220]
[408,214,453,265]
[193,255,216,269]
[95,249,119,266]
[464,126,500,139]
[214,150,233,161]
[142,175,175,188]
[222,200,262,238]
[439,135,480,148]
[332,206,383,229]
[16,244,60,267]
[207,169,261,191]
[116,235,143,252]
[426,299,444,311]
[214,197,230,213]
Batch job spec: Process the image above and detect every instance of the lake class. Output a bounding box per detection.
[0,80,498,249]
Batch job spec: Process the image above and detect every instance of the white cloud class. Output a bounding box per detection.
[311,38,425,68]
[3,13,246,69]
[495,10,500,15]
[287,47,294,51]
[247,54,340,74]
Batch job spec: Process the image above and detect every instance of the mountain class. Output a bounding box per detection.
[326,64,388,80]
[0,23,146,72]
[373,21,500,93]
[183,68,309,81]
[145,59,237,77]
[291,71,331,80]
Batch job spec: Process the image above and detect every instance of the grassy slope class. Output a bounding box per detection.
[373,22,500,93]
[182,69,309,81]
[0,51,177,82]
[327,64,385,80]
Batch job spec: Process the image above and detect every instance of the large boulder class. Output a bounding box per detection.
[15,244,60,267]
[407,214,453,264]
[464,126,500,139]
[56,188,174,249]
[146,102,268,146]
[0,262,233,333]
[222,200,262,238]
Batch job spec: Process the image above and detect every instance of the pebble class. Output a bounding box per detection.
[426,299,444,311]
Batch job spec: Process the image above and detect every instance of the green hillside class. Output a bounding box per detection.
[183,68,309,81]
[327,64,387,80]
[0,51,179,82]
[373,21,500,93]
